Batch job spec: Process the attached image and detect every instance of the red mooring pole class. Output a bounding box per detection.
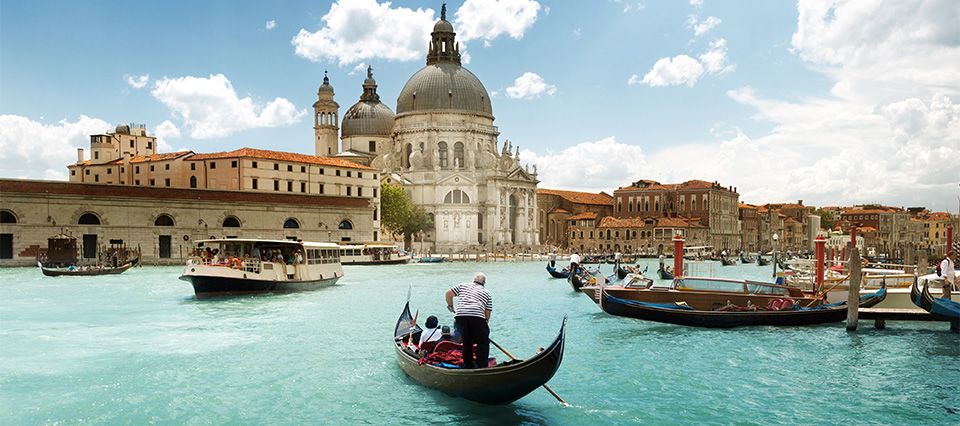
[673,233,684,278]
[815,234,826,293]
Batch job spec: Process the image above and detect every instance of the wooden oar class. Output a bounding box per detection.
[804,275,851,307]
[489,339,569,407]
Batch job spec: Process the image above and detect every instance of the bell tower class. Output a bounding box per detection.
[314,71,339,156]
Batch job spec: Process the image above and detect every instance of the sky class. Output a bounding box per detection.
[1,0,958,211]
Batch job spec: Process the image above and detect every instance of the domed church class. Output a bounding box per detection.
[313,8,539,252]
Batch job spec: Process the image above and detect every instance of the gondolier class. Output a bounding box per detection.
[570,252,581,275]
[445,272,493,369]
[940,250,955,300]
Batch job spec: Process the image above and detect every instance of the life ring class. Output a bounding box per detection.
[183,235,190,241]
[230,258,242,269]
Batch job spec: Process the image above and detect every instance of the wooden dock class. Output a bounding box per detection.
[859,308,957,331]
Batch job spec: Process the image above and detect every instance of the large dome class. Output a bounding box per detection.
[342,101,395,137]
[396,63,493,117]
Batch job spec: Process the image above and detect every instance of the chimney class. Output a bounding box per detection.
[798,199,803,205]
[77,148,84,163]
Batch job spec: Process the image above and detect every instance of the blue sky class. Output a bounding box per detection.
[2,0,958,211]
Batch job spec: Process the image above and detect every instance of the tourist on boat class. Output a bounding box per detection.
[418,315,443,351]
[939,250,955,299]
[251,246,261,260]
[294,251,304,265]
[445,272,493,369]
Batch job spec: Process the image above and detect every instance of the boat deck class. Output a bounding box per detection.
[858,308,957,331]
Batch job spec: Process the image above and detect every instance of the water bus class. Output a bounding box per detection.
[338,242,411,265]
[180,238,342,298]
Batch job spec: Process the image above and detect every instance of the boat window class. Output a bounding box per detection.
[676,278,745,293]
[745,282,789,296]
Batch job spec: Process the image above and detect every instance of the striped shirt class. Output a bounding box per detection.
[450,281,493,319]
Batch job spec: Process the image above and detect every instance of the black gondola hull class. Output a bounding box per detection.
[546,264,570,279]
[568,273,583,292]
[180,275,339,298]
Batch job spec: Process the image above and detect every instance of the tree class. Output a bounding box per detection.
[813,208,835,231]
[380,182,434,249]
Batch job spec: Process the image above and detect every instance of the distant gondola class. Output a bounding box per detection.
[41,262,135,277]
[568,271,585,292]
[740,254,751,264]
[658,268,674,280]
[720,257,736,266]
[546,263,570,279]
[757,256,770,266]
[616,265,629,280]
[393,301,566,405]
[912,279,960,329]
[598,286,886,328]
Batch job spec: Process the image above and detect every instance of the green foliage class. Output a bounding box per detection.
[380,182,434,246]
[813,208,835,230]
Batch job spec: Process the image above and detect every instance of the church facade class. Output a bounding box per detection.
[322,11,539,252]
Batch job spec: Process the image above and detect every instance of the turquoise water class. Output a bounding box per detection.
[1,260,957,425]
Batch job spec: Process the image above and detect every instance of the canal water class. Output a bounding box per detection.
[1,260,957,424]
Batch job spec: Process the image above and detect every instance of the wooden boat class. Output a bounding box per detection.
[593,276,821,311]
[418,256,445,263]
[599,286,886,328]
[757,256,770,266]
[393,301,566,405]
[582,273,654,304]
[616,265,629,280]
[546,263,570,279]
[740,254,751,264]
[338,243,411,265]
[720,257,736,266]
[568,270,585,292]
[912,280,960,325]
[179,239,342,298]
[657,267,674,280]
[41,262,134,277]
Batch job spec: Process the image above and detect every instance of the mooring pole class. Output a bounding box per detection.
[673,233,684,278]
[846,242,861,331]
[814,234,826,294]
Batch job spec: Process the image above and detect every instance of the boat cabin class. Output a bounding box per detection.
[188,238,341,282]
[338,242,410,265]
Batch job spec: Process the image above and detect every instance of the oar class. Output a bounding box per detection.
[489,339,569,407]
[804,275,851,307]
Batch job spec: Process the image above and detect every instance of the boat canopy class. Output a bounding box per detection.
[195,239,338,249]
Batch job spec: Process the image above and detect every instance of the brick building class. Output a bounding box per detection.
[536,188,613,248]
[568,215,708,255]
[612,179,740,250]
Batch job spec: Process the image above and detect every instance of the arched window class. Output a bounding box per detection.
[339,220,353,230]
[438,142,449,168]
[78,213,100,225]
[403,144,413,169]
[454,142,464,168]
[0,210,16,224]
[154,214,174,226]
[189,176,198,188]
[283,218,300,229]
[222,216,241,228]
[443,189,470,204]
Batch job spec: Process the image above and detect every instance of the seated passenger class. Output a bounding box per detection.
[438,325,453,343]
[418,315,443,351]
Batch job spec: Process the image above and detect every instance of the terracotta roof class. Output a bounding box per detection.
[842,208,896,215]
[537,188,613,206]
[739,203,757,209]
[858,226,878,232]
[764,203,805,210]
[784,217,800,224]
[187,148,373,170]
[568,212,598,220]
[547,207,571,215]
[922,212,952,221]
[127,151,193,164]
[619,179,731,192]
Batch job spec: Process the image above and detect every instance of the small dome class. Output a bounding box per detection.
[115,124,131,134]
[342,102,395,138]
[433,19,454,33]
[396,63,492,117]
[318,71,334,94]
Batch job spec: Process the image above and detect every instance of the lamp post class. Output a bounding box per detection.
[772,233,779,280]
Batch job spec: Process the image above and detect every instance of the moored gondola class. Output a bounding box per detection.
[598,286,886,328]
[393,301,566,405]
[913,279,960,328]
[546,263,570,279]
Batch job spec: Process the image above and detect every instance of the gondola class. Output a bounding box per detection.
[912,279,960,328]
[546,263,570,279]
[393,301,566,405]
[720,257,736,266]
[740,254,751,264]
[657,268,674,280]
[757,256,770,266]
[616,265,629,280]
[598,286,886,328]
[40,262,135,277]
[568,270,585,292]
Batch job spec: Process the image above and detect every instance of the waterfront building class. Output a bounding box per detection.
[841,205,925,258]
[612,179,740,250]
[567,215,708,255]
[738,203,760,252]
[536,188,613,248]
[917,211,955,257]
[0,179,376,266]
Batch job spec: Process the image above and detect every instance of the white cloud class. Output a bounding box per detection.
[154,120,181,139]
[520,137,649,192]
[638,55,704,87]
[125,74,149,89]
[636,38,731,87]
[150,74,305,139]
[349,62,368,75]
[292,0,436,66]
[610,0,645,13]
[0,115,111,180]
[689,0,703,6]
[573,27,582,39]
[688,15,720,37]
[454,0,541,43]
[505,72,556,99]
[265,20,276,30]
